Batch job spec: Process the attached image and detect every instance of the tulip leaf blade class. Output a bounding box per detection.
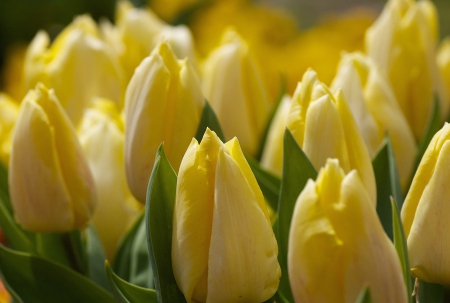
[0,193,35,253]
[245,155,281,211]
[105,261,158,303]
[391,198,413,303]
[195,101,226,142]
[0,244,115,303]
[372,135,402,240]
[86,224,110,291]
[113,212,144,281]
[145,144,187,303]
[129,217,154,288]
[355,287,372,303]
[417,280,444,303]
[277,129,317,302]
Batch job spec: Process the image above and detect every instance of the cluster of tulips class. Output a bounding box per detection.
[1,0,450,302]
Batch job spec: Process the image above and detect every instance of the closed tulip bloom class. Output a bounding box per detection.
[24,15,125,125]
[124,42,204,203]
[438,37,450,102]
[104,2,197,81]
[331,52,416,188]
[366,0,447,140]
[78,99,141,260]
[202,30,271,156]
[9,84,96,232]
[0,93,19,167]
[172,129,280,303]
[286,69,376,203]
[260,94,292,176]
[289,159,407,303]
[401,123,450,284]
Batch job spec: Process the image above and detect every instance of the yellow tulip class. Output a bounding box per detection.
[401,122,450,284]
[331,52,416,189]
[124,42,204,203]
[289,159,407,303]
[0,93,19,167]
[78,99,141,260]
[260,94,292,176]
[202,29,271,156]
[286,69,376,204]
[103,2,198,82]
[438,37,450,110]
[9,83,96,232]
[366,0,447,140]
[172,129,280,303]
[24,15,125,125]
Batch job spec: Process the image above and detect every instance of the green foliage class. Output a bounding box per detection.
[195,101,226,143]
[145,144,186,303]
[276,129,317,302]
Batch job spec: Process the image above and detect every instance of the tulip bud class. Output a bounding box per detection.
[366,0,448,139]
[289,159,407,303]
[78,99,141,260]
[172,129,280,303]
[331,52,417,189]
[286,69,376,203]
[202,29,271,156]
[401,122,450,284]
[24,15,125,125]
[438,37,450,104]
[0,93,19,167]
[9,83,96,232]
[260,94,292,176]
[124,42,204,203]
[105,2,198,81]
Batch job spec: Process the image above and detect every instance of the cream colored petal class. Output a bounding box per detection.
[172,129,224,303]
[124,53,169,203]
[260,95,292,176]
[207,148,280,303]
[288,178,344,303]
[303,95,350,172]
[408,140,450,284]
[402,123,450,237]
[336,92,376,205]
[9,98,73,232]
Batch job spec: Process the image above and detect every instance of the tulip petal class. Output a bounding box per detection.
[207,148,279,303]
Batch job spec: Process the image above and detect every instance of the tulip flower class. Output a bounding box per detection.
[289,159,407,303]
[286,69,376,203]
[24,15,125,125]
[103,2,198,82]
[172,129,280,303]
[78,99,141,260]
[0,93,19,167]
[331,52,416,189]
[124,42,204,203]
[260,94,292,176]
[202,29,271,156]
[9,83,96,232]
[438,37,450,104]
[366,0,448,140]
[401,122,450,284]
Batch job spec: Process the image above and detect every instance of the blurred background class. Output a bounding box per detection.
[1,0,450,93]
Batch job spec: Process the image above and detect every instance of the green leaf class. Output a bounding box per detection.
[0,162,9,197]
[195,101,226,142]
[105,261,157,303]
[418,280,444,303]
[129,217,153,289]
[355,287,372,303]
[372,135,403,240]
[276,129,317,302]
[86,224,110,291]
[412,97,442,187]
[0,244,114,303]
[35,233,71,268]
[391,198,413,303]
[245,155,281,211]
[0,194,35,253]
[113,212,144,282]
[145,144,186,303]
